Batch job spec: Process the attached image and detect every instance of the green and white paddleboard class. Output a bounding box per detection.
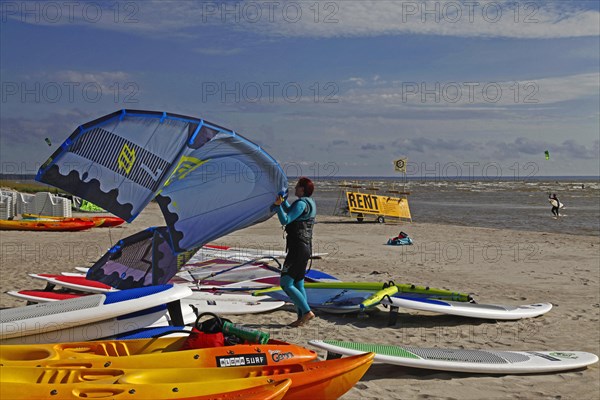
[309,340,598,374]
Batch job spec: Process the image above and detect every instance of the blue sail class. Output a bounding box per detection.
[37,110,287,287]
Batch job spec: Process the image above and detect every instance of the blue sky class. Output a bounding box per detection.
[1,1,599,178]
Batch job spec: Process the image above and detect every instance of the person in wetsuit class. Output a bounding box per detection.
[273,177,317,327]
[549,193,561,217]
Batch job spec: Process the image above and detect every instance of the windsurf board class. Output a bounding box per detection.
[2,307,171,345]
[255,287,382,313]
[1,284,192,343]
[189,290,272,302]
[181,297,284,315]
[60,272,86,277]
[256,282,472,313]
[309,340,599,374]
[6,290,87,303]
[9,288,282,315]
[29,273,115,293]
[380,297,553,320]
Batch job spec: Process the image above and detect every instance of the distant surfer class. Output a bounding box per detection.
[274,177,317,327]
[549,193,561,217]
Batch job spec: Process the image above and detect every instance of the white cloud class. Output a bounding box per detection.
[252,1,600,39]
[347,77,367,87]
[6,1,599,39]
[338,72,600,108]
[51,71,132,89]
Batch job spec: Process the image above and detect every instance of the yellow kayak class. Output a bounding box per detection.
[0,337,317,368]
[1,367,291,400]
[1,353,374,400]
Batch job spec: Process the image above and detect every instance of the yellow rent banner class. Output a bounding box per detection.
[346,191,411,219]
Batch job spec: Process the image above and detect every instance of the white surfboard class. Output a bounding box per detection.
[549,198,565,208]
[60,272,86,277]
[181,296,284,315]
[188,290,272,303]
[8,288,273,304]
[1,284,192,342]
[309,340,599,374]
[2,308,168,345]
[7,288,281,317]
[6,290,87,303]
[381,297,552,320]
[3,306,199,345]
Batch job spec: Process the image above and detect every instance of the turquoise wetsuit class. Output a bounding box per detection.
[277,197,316,317]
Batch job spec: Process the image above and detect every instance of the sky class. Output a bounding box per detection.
[1,0,599,178]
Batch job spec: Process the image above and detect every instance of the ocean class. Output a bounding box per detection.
[4,175,598,236]
[305,177,600,237]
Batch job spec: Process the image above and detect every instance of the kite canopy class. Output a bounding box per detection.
[87,227,199,289]
[37,109,287,287]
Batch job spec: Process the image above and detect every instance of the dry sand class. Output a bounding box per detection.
[1,202,598,399]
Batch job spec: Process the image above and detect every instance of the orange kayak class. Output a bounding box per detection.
[0,219,95,231]
[179,379,291,400]
[110,352,374,400]
[22,214,125,227]
[96,216,125,227]
[0,337,318,368]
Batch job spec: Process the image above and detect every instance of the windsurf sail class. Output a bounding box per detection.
[176,257,281,286]
[37,109,287,287]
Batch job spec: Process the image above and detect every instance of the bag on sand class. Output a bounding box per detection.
[180,312,232,350]
[387,231,413,246]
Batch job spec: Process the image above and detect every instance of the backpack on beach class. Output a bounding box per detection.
[387,231,413,246]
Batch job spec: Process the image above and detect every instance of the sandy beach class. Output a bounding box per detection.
[1,202,598,399]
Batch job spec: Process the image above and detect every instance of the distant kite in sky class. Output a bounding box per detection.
[544,150,550,160]
[44,138,51,146]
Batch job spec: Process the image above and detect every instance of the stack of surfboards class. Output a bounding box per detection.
[6,247,337,316]
[8,269,553,322]
[0,284,192,344]
[7,273,286,317]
